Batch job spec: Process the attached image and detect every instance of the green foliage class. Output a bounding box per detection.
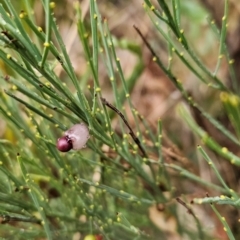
[0,0,239,239]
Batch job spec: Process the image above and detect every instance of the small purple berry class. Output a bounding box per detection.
[56,123,90,152]
[57,136,72,152]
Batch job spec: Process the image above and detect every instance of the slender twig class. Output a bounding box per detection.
[134,25,238,148]
[133,25,156,60]
[176,197,196,216]
[0,214,41,224]
[133,25,180,92]
[1,30,22,49]
[100,97,147,158]
[176,197,205,239]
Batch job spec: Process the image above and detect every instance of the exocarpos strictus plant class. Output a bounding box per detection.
[0,0,240,239]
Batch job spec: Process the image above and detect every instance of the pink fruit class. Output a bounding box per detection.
[57,123,89,152]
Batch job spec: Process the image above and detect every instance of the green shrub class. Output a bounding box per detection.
[0,0,239,239]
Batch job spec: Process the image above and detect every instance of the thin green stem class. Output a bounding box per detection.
[213,0,229,76]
